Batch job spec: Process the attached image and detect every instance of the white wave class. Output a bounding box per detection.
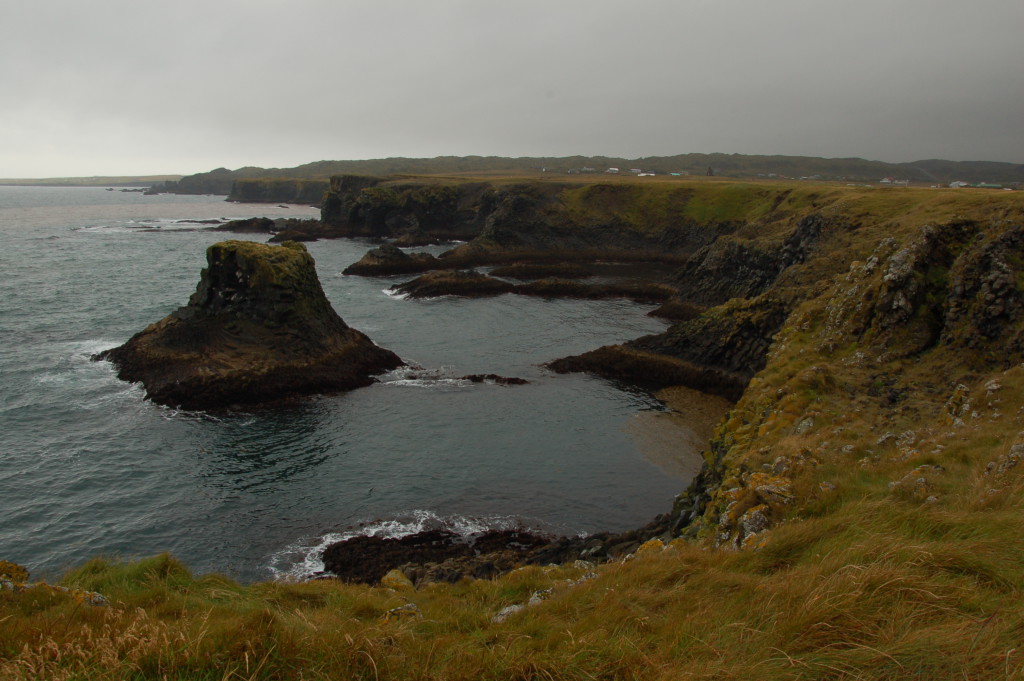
[68,339,122,359]
[382,288,409,299]
[74,224,138,234]
[265,510,535,582]
[375,365,471,389]
[382,378,470,389]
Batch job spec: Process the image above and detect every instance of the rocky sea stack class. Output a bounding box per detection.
[97,240,403,409]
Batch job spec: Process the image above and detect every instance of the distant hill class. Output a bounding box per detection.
[159,154,1024,195]
[0,175,183,187]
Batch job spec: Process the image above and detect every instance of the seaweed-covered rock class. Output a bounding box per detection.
[97,240,402,409]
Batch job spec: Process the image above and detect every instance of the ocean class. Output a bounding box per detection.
[0,185,701,582]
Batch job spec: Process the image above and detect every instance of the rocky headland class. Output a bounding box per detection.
[96,240,403,410]
[7,177,1024,679]
[315,177,1024,583]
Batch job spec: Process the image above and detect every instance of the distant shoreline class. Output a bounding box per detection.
[0,175,183,188]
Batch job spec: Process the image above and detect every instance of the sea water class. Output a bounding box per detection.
[0,186,697,582]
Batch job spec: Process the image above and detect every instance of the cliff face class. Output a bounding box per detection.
[322,175,782,257]
[97,240,402,409]
[321,176,493,244]
[529,182,1024,548]
[227,179,330,206]
[669,214,1024,547]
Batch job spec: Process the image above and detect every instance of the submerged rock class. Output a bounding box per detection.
[97,240,403,409]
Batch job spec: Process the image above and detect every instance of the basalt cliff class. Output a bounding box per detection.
[325,177,1024,576]
[97,240,402,410]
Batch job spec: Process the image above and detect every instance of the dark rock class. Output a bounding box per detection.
[489,263,594,280]
[391,271,515,298]
[216,217,278,233]
[671,213,831,307]
[342,243,442,276]
[461,374,529,385]
[648,298,706,321]
[268,231,315,244]
[96,240,403,409]
[517,278,676,303]
[321,529,549,585]
[320,517,675,586]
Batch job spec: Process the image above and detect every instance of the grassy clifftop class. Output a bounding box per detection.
[3,183,1024,680]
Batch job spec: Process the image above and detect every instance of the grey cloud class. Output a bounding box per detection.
[1,0,1021,177]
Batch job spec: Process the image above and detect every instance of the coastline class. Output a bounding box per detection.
[626,386,732,480]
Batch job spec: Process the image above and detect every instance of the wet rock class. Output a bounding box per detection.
[517,278,676,303]
[268,229,318,243]
[489,263,594,280]
[320,516,675,586]
[96,240,402,409]
[391,270,515,298]
[342,243,442,276]
[216,217,277,233]
[460,374,529,385]
[321,529,549,585]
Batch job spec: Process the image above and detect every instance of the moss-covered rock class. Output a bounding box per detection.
[341,243,442,276]
[97,241,403,409]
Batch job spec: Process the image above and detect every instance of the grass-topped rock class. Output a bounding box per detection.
[97,240,403,409]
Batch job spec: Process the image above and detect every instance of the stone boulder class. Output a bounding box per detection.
[97,240,403,410]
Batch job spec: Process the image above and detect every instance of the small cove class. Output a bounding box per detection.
[0,186,719,582]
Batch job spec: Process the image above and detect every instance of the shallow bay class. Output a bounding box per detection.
[0,186,701,582]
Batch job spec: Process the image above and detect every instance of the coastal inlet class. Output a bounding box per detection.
[0,186,701,582]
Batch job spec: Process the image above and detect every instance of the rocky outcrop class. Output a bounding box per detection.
[546,215,836,400]
[321,530,551,585]
[322,176,489,243]
[324,177,746,263]
[320,515,677,586]
[391,271,676,303]
[227,179,329,206]
[341,243,442,276]
[96,240,403,410]
[489,263,594,280]
[216,217,278,233]
[216,217,325,242]
[391,271,516,298]
[671,217,1024,549]
[671,213,831,307]
[550,295,789,400]
[518,278,675,303]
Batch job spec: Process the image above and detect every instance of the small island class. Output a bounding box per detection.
[96,240,403,410]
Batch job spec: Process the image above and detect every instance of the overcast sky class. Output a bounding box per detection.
[2,0,1021,178]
